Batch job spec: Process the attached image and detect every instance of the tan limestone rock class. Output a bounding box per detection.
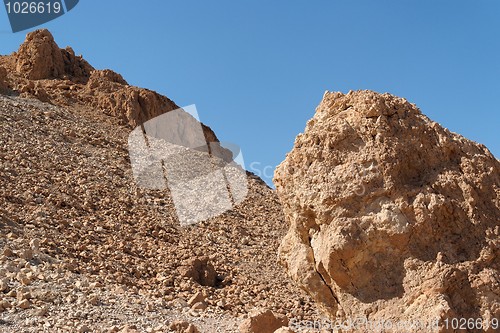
[274,90,500,332]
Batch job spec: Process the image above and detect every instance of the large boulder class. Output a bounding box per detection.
[274,90,499,332]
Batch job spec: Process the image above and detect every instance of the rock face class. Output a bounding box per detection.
[274,90,500,331]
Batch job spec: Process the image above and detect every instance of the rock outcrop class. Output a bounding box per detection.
[82,69,221,143]
[82,68,179,127]
[274,90,500,332]
[1,29,219,142]
[15,29,93,81]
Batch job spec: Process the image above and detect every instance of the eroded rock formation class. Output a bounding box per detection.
[15,29,93,81]
[274,90,500,332]
[1,29,219,142]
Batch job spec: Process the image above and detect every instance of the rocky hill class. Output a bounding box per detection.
[274,90,500,332]
[0,30,318,332]
[2,29,499,333]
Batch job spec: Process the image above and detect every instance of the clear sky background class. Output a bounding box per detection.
[1,1,498,185]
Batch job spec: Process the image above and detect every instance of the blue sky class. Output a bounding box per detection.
[1,1,499,185]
